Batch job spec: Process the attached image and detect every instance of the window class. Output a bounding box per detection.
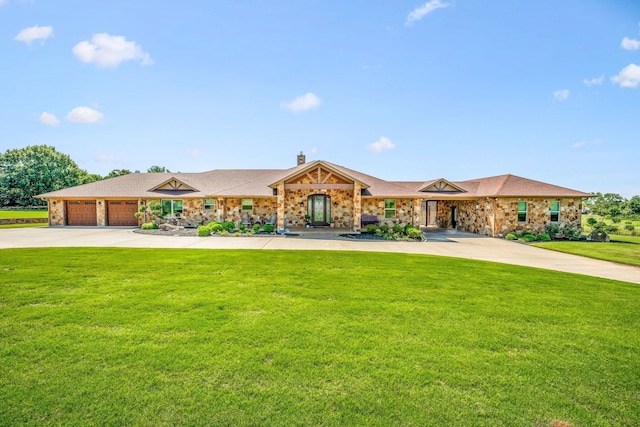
[550,201,560,222]
[384,199,396,219]
[517,201,527,222]
[204,199,216,210]
[242,199,253,211]
[161,199,183,217]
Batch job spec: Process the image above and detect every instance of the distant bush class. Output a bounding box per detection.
[537,233,551,241]
[263,224,275,233]
[223,221,235,232]
[586,217,598,227]
[624,223,635,232]
[197,225,211,237]
[604,224,619,233]
[141,222,158,230]
[505,233,517,240]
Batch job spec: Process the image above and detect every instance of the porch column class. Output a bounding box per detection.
[353,183,362,231]
[217,197,225,222]
[412,198,421,227]
[276,183,285,230]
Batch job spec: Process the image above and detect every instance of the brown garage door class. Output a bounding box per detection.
[66,201,97,226]
[107,201,139,226]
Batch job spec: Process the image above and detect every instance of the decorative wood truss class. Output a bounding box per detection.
[284,165,355,190]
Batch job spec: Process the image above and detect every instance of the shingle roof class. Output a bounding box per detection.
[37,163,592,200]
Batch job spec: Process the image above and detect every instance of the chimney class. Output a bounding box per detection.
[297,151,306,165]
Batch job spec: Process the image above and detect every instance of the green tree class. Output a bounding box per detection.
[624,195,640,215]
[0,145,91,207]
[590,192,625,216]
[147,165,170,173]
[105,169,132,179]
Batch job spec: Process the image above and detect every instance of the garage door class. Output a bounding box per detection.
[66,201,97,226]
[107,201,139,226]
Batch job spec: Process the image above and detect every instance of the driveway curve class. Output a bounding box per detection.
[1,227,639,284]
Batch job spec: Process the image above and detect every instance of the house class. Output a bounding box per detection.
[37,154,592,237]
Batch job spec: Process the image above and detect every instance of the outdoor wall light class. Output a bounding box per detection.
[52,201,56,206]
[334,202,338,207]
[300,202,304,207]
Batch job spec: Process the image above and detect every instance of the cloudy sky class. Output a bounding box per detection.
[1,1,639,196]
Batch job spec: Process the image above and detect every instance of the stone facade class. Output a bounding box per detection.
[361,198,421,227]
[435,197,583,236]
[48,199,65,226]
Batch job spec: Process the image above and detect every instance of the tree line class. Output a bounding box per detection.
[584,193,640,218]
[0,145,171,207]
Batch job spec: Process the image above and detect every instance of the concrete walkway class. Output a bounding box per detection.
[1,227,639,284]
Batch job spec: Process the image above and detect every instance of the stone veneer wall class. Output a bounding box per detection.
[48,199,65,226]
[436,197,583,236]
[223,197,277,226]
[283,189,354,228]
[361,198,419,227]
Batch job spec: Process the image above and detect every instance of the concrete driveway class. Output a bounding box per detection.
[1,227,639,284]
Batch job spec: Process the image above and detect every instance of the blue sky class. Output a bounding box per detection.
[1,1,639,196]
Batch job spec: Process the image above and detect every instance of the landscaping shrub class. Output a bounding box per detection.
[392,225,404,234]
[587,217,598,227]
[403,224,414,234]
[605,224,619,233]
[209,222,224,233]
[624,223,635,232]
[141,222,158,230]
[239,224,246,232]
[406,228,422,239]
[537,233,551,241]
[364,224,377,234]
[521,234,537,243]
[223,221,235,232]
[197,225,211,237]
[379,224,389,233]
[545,224,560,240]
[253,224,261,232]
[263,224,275,233]
[563,226,582,241]
[505,233,517,240]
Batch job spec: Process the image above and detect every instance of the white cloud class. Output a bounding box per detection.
[611,64,640,88]
[306,147,318,155]
[583,75,604,86]
[14,25,53,44]
[0,0,8,6]
[95,154,123,164]
[367,136,396,153]
[553,89,570,101]
[572,141,585,149]
[280,92,321,113]
[186,148,201,158]
[66,106,104,123]
[621,37,640,51]
[406,0,450,26]
[72,33,153,68]
[38,112,59,126]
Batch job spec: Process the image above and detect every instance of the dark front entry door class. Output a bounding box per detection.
[451,206,457,228]
[308,194,330,226]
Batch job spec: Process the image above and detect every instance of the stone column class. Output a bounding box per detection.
[276,183,285,230]
[413,198,421,227]
[217,198,225,222]
[97,199,106,226]
[353,183,362,231]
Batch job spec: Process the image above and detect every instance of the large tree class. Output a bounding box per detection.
[147,165,171,173]
[105,169,132,179]
[0,145,92,207]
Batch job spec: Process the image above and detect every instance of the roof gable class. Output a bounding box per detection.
[149,177,198,192]
[269,160,370,188]
[419,178,466,193]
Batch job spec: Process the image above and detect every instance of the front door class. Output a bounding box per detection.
[451,206,457,229]
[308,194,330,226]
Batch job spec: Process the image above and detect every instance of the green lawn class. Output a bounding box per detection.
[532,239,640,267]
[0,210,48,218]
[1,249,638,426]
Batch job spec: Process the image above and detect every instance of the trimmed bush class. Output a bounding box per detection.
[521,234,537,243]
[223,221,235,232]
[239,224,246,232]
[537,233,551,241]
[505,233,517,240]
[209,222,224,233]
[403,224,414,234]
[253,224,261,232]
[392,225,404,234]
[379,224,389,234]
[197,225,211,237]
[563,226,582,241]
[545,224,560,240]
[364,224,377,234]
[406,228,422,239]
[141,222,158,230]
[587,217,598,227]
[263,224,275,233]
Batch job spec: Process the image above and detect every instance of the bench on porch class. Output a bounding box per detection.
[361,215,379,228]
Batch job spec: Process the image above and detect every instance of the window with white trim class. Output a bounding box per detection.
[517,201,527,222]
[384,199,396,219]
[550,201,560,222]
[161,199,183,217]
[242,199,253,211]
[204,199,216,210]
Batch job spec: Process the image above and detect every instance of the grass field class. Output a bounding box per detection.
[532,240,640,267]
[0,210,48,219]
[1,248,638,426]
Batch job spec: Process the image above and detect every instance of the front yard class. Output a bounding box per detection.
[1,248,638,426]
